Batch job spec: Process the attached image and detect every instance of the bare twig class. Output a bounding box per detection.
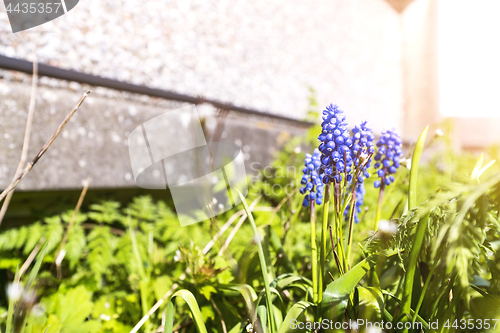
[218,212,248,256]
[202,210,245,255]
[217,196,263,256]
[55,178,91,277]
[129,278,182,333]
[202,195,262,255]
[0,91,91,203]
[0,56,39,225]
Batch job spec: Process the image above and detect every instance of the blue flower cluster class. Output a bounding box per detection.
[317,104,353,184]
[300,148,324,206]
[350,121,375,184]
[344,183,366,223]
[373,129,403,188]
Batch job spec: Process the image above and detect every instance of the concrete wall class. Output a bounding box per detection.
[0,76,310,190]
[0,0,410,190]
[0,0,404,130]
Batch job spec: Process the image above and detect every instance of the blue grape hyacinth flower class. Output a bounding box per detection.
[300,148,324,206]
[317,104,353,184]
[351,121,375,184]
[373,128,403,188]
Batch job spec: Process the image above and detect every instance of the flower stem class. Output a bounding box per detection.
[375,181,385,230]
[235,190,276,333]
[412,261,437,325]
[310,202,319,304]
[332,178,345,272]
[318,183,331,303]
[346,185,357,267]
[329,226,344,275]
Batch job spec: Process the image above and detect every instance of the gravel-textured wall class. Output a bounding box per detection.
[0,77,310,190]
[1,0,404,130]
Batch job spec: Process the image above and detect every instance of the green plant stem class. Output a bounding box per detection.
[408,126,429,210]
[6,269,20,333]
[412,262,437,325]
[346,185,357,267]
[310,203,319,304]
[375,181,385,230]
[400,126,429,333]
[127,216,151,333]
[329,226,343,276]
[336,211,346,273]
[333,179,347,272]
[319,183,331,304]
[401,212,430,330]
[236,190,276,333]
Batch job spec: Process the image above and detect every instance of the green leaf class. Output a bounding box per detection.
[88,201,122,224]
[408,126,428,210]
[49,286,98,333]
[400,212,429,322]
[64,224,86,270]
[199,285,217,300]
[164,289,208,333]
[26,240,49,290]
[235,189,277,333]
[356,286,383,321]
[262,225,277,281]
[322,255,379,321]
[278,301,315,333]
[86,226,116,287]
[220,284,257,316]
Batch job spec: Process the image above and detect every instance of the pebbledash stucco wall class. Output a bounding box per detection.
[0,0,406,190]
[1,0,404,127]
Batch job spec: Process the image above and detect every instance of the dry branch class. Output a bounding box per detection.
[0,91,91,203]
[0,57,39,225]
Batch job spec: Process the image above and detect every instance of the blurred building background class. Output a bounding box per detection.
[0,0,498,195]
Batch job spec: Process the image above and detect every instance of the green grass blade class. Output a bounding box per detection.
[278,301,315,333]
[220,284,257,315]
[382,290,430,330]
[7,241,48,333]
[412,263,437,324]
[357,286,384,321]
[263,226,276,281]
[309,203,319,304]
[319,184,331,304]
[228,323,242,333]
[408,126,429,210]
[321,254,379,321]
[5,269,20,333]
[273,274,312,290]
[25,240,49,290]
[268,226,297,274]
[235,189,277,333]
[400,125,428,331]
[127,215,150,331]
[166,289,208,333]
[400,212,430,329]
[164,301,175,333]
[257,305,267,333]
